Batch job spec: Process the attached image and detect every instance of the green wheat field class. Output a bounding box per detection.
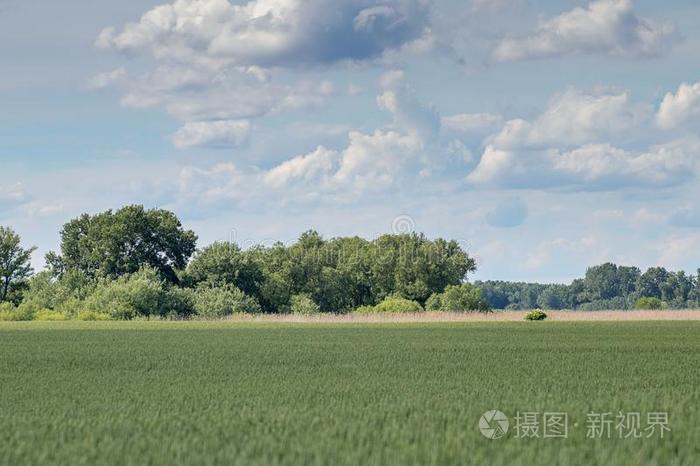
[0,321,698,465]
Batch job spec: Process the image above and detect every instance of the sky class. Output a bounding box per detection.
[1,0,700,283]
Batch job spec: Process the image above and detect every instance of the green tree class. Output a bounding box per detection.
[0,226,36,302]
[52,205,197,283]
[184,242,262,296]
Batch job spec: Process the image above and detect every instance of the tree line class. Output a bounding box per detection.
[2,206,698,320]
[478,262,700,310]
[1,205,487,320]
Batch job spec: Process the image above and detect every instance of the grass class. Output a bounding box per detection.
[0,321,698,465]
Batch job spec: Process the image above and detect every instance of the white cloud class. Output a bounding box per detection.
[96,0,430,67]
[263,147,339,189]
[173,119,251,149]
[468,138,700,190]
[490,88,649,148]
[493,0,676,62]
[656,81,700,130]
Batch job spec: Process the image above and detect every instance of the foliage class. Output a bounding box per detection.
[634,296,663,310]
[524,310,548,321]
[34,310,68,321]
[366,296,423,314]
[425,283,490,313]
[192,285,261,318]
[51,205,197,283]
[183,242,263,296]
[84,267,194,320]
[289,294,321,315]
[0,226,36,302]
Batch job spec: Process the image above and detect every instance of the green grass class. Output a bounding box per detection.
[0,321,698,465]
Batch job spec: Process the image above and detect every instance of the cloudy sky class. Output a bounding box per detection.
[2,0,700,282]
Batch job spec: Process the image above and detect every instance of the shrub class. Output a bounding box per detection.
[192,285,261,318]
[425,284,491,313]
[635,296,663,310]
[290,294,321,315]
[370,296,423,314]
[35,310,68,321]
[84,267,195,320]
[0,302,37,321]
[524,310,548,321]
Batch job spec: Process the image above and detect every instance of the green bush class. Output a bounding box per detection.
[634,296,663,310]
[524,310,548,321]
[192,285,261,318]
[84,267,195,320]
[0,302,37,321]
[425,284,491,313]
[361,296,423,314]
[290,294,321,315]
[35,310,68,321]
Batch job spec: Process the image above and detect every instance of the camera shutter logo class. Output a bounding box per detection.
[479,410,509,439]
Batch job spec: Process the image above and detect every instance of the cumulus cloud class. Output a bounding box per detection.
[656,81,700,130]
[468,138,700,190]
[173,120,251,149]
[490,89,649,148]
[96,0,431,67]
[493,0,676,62]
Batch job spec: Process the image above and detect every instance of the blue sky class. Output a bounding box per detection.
[2,0,700,283]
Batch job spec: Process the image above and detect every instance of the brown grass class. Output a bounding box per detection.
[221,310,700,323]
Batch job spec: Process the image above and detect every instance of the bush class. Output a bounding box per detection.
[35,310,68,321]
[425,284,491,313]
[635,296,663,310]
[290,294,321,315]
[0,302,36,321]
[84,267,195,320]
[524,310,548,321]
[192,285,261,318]
[361,296,423,314]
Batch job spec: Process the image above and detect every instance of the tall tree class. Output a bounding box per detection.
[0,226,36,301]
[51,205,197,283]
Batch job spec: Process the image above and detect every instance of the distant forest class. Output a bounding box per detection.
[478,263,700,310]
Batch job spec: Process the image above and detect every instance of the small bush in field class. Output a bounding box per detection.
[360,296,423,314]
[524,310,548,321]
[634,297,663,310]
[290,294,321,315]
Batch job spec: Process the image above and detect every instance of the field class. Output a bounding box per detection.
[0,321,698,465]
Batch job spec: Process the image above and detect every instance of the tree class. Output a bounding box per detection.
[0,226,36,302]
[184,242,263,296]
[52,205,197,283]
[636,267,669,300]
